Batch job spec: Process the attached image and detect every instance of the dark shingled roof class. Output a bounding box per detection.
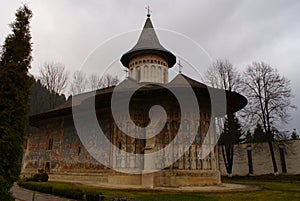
[120,17,176,68]
[29,74,247,127]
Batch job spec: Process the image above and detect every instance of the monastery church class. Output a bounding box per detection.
[25,13,297,188]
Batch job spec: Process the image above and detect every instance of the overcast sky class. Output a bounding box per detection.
[1,0,299,134]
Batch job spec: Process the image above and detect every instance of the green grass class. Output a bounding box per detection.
[135,193,217,201]
[18,176,300,201]
[134,179,300,201]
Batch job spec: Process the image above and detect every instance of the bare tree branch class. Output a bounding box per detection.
[39,62,68,108]
[70,70,88,95]
[205,59,241,92]
[242,62,295,132]
[241,61,296,174]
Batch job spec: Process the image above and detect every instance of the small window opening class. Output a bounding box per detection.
[47,138,53,150]
[78,146,81,156]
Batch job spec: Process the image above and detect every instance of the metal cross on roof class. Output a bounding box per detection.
[178,60,183,74]
[124,68,129,78]
[145,5,152,17]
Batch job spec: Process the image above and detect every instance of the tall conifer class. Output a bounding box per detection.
[0,5,32,199]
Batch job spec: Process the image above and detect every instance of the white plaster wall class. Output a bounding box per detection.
[219,140,300,176]
[127,55,169,84]
[132,64,168,83]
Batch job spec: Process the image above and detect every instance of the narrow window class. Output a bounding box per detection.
[183,120,190,131]
[45,161,50,172]
[137,67,141,81]
[135,139,139,154]
[78,146,81,156]
[47,138,53,150]
[164,69,167,82]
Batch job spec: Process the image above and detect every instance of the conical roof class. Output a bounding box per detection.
[120,17,176,68]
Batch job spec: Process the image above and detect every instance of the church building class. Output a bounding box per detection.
[23,14,247,187]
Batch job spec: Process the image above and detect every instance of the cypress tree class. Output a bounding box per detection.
[0,5,33,199]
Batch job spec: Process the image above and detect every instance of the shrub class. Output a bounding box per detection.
[85,189,104,201]
[52,186,84,199]
[18,181,108,200]
[32,172,49,182]
[0,176,14,201]
[18,181,53,194]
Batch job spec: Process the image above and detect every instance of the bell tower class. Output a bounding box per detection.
[120,13,176,84]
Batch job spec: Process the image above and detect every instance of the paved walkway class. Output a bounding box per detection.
[11,184,76,201]
[51,179,261,192]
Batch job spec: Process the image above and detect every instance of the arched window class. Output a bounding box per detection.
[144,65,149,80]
[151,65,155,79]
[77,146,81,156]
[136,67,141,81]
[47,138,53,150]
[183,120,190,131]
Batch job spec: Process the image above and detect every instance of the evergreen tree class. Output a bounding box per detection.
[252,123,267,143]
[291,129,299,140]
[244,130,253,143]
[29,79,67,115]
[0,5,32,199]
[219,113,243,176]
[205,59,243,177]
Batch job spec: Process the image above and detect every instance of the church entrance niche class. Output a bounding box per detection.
[45,161,50,172]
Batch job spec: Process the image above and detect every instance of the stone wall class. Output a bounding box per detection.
[218,140,300,176]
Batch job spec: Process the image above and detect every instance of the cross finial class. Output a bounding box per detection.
[145,5,152,17]
[124,68,129,78]
[178,60,183,74]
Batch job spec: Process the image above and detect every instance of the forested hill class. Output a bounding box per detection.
[28,79,67,115]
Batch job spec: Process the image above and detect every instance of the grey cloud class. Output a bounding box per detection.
[0,0,299,133]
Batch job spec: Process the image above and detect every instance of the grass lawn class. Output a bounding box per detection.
[134,179,300,201]
[18,176,300,201]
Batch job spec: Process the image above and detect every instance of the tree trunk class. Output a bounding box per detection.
[267,140,279,175]
[226,145,233,176]
[221,145,234,177]
[221,145,228,173]
[229,145,234,176]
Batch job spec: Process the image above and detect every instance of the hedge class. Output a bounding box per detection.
[17,180,104,201]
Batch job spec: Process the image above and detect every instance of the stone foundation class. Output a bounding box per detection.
[22,169,221,188]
